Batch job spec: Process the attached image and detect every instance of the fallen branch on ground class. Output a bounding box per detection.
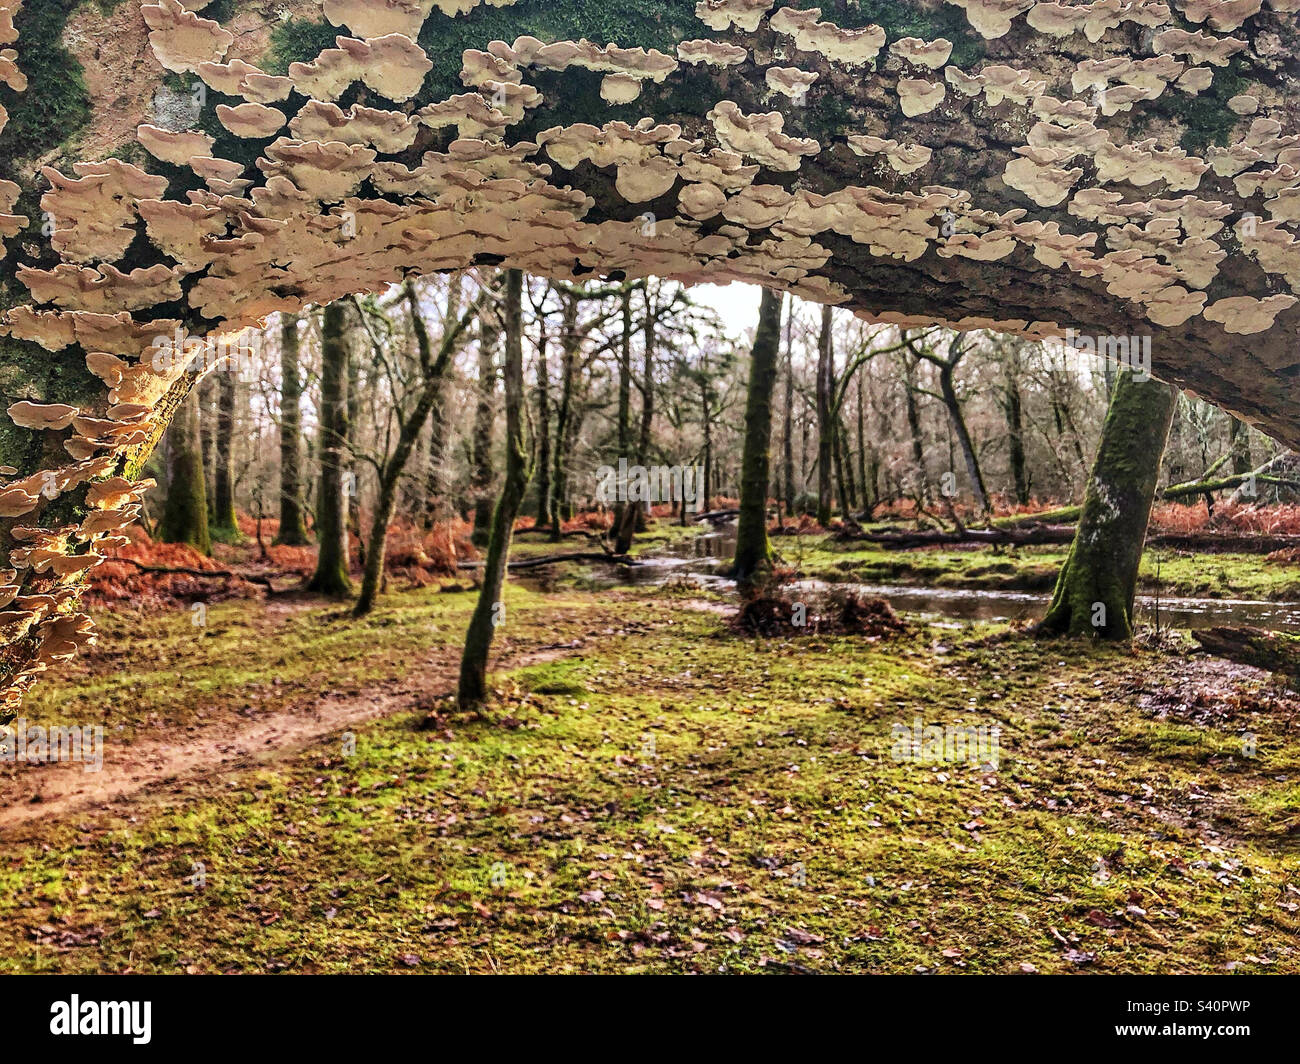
[110,557,287,592]
[1192,626,1300,689]
[694,508,739,524]
[835,525,1300,553]
[836,525,1075,548]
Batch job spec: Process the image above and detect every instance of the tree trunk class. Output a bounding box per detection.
[937,362,991,516]
[782,305,796,516]
[199,375,217,517]
[855,372,870,512]
[354,469,401,617]
[1003,346,1030,506]
[1229,417,1253,478]
[731,289,784,589]
[614,289,632,534]
[815,304,834,527]
[422,381,449,528]
[701,376,714,518]
[613,293,655,553]
[275,312,310,546]
[354,280,479,616]
[420,276,461,531]
[158,389,211,555]
[458,270,531,712]
[534,329,552,527]
[1038,370,1177,640]
[211,367,239,537]
[839,415,858,515]
[470,301,499,547]
[638,308,655,529]
[550,295,578,542]
[903,355,928,502]
[306,301,353,597]
[345,321,363,564]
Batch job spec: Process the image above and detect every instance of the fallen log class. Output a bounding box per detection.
[1192,626,1300,689]
[837,525,1300,554]
[836,524,1075,548]
[109,557,286,592]
[694,508,740,524]
[1147,531,1300,553]
[992,505,1081,528]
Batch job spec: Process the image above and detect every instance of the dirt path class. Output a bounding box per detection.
[0,643,575,835]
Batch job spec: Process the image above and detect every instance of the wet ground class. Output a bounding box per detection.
[586,527,1300,633]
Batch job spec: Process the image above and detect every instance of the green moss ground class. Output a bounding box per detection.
[785,535,1300,602]
[1,580,1297,974]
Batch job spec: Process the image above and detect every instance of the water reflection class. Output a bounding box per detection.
[581,527,1300,633]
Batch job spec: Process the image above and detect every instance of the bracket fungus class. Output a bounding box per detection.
[946,0,1036,39]
[217,102,287,139]
[136,124,216,166]
[695,0,773,33]
[768,7,886,66]
[678,40,748,67]
[765,67,819,101]
[890,38,954,71]
[141,0,233,73]
[197,59,293,103]
[7,403,79,432]
[848,136,933,177]
[1003,148,1084,207]
[41,161,168,265]
[707,103,819,172]
[601,73,644,105]
[289,35,434,103]
[1204,294,1299,333]
[897,79,946,118]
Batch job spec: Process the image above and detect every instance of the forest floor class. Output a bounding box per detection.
[789,537,1300,601]
[2,568,1298,973]
[502,522,1300,602]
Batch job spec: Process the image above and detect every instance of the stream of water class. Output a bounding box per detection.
[580,527,1300,633]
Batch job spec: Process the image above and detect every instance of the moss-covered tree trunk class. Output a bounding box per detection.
[458,271,530,712]
[211,368,239,538]
[1229,417,1253,478]
[306,301,353,597]
[731,289,784,589]
[158,389,211,555]
[276,313,310,546]
[199,376,216,516]
[1038,369,1177,640]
